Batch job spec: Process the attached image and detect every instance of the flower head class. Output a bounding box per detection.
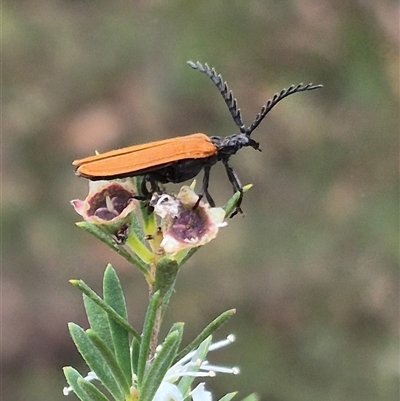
[151,186,227,255]
[71,179,138,226]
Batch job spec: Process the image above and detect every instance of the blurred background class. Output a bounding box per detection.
[3,1,399,400]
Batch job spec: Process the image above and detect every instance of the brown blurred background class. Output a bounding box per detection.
[3,1,399,400]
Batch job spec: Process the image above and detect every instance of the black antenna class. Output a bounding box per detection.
[187,61,246,133]
[246,83,323,136]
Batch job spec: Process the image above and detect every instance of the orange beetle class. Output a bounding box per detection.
[73,61,322,216]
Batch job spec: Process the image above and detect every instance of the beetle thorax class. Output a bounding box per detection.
[210,133,259,159]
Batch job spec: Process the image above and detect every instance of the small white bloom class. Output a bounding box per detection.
[152,186,227,255]
[153,335,238,401]
[190,383,213,401]
[153,381,185,401]
[63,371,98,396]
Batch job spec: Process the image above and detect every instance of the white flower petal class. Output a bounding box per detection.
[153,381,184,401]
[63,371,98,396]
[191,383,213,401]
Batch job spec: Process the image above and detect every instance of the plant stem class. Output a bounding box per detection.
[149,304,163,358]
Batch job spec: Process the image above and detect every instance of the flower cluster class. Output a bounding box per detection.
[65,177,254,401]
[71,179,227,257]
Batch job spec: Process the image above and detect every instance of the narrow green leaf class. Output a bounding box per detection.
[130,210,145,243]
[69,323,124,401]
[70,279,141,342]
[174,245,198,266]
[166,322,184,336]
[103,265,131,383]
[223,184,252,217]
[175,309,236,362]
[155,257,179,297]
[130,337,140,376]
[218,392,238,401]
[63,367,93,401]
[177,336,212,397]
[155,257,179,317]
[84,295,113,353]
[137,291,160,384]
[87,329,131,393]
[78,378,111,401]
[140,325,183,401]
[239,394,259,401]
[76,221,149,274]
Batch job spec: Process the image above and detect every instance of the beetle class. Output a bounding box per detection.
[73,61,322,216]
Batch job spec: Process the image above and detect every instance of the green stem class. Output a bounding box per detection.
[125,230,154,266]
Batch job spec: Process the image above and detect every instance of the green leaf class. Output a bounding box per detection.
[78,378,111,401]
[84,295,113,353]
[68,323,125,401]
[155,257,179,317]
[70,279,141,342]
[218,392,239,401]
[137,291,160,384]
[177,336,212,397]
[155,257,179,297]
[174,246,198,266]
[76,221,149,275]
[175,309,236,362]
[140,325,183,401]
[103,265,131,383]
[86,329,131,393]
[130,336,140,376]
[239,394,259,401]
[130,211,145,243]
[63,367,93,401]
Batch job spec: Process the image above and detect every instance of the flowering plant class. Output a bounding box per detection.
[64,177,256,401]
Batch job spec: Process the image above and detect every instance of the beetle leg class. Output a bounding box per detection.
[134,175,154,201]
[205,189,215,207]
[203,166,216,207]
[222,159,243,217]
[134,175,160,214]
[140,176,151,198]
[138,175,161,198]
[194,165,215,208]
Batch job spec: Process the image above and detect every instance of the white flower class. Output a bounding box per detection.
[151,186,227,255]
[190,383,213,401]
[71,179,138,225]
[63,371,98,396]
[153,335,239,401]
